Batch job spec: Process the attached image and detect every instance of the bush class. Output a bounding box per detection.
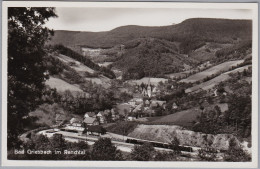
[223,138,251,162]
[91,138,123,160]
[130,143,156,161]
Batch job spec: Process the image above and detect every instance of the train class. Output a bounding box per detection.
[125,138,193,152]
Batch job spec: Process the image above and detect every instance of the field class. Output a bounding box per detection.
[166,70,190,79]
[166,62,212,79]
[45,76,83,93]
[185,65,251,93]
[180,60,244,83]
[57,54,95,74]
[154,108,201,127]
[151,103,228,127]
[85,75,111,88]
[128,77,168,86]
[189,43,232,62]
[57,54,112,88]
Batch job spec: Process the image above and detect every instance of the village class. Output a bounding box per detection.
[53,78,177,137]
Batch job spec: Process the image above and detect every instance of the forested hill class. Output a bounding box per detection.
[113,38,198,80]
[49,18,252,50]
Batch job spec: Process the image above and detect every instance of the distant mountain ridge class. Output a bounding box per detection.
[49,18,252,48]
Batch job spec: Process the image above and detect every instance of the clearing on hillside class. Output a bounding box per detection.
[153,103,228,127]
[57,54,95,74]
[56,54,112,88]
[85,75,111,88]
[185,65,251,93]
[154,108,201,127]
[180,60,244,83]
[45,76,83,93]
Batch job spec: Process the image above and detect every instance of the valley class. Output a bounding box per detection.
[15,18,253,161]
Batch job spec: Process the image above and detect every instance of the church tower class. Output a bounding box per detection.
[147,77,152,98]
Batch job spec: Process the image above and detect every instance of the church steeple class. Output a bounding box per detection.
[147,76,152,98]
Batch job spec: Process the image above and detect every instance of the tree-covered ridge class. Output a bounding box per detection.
[113,38,198,80]
[50,18,252,48]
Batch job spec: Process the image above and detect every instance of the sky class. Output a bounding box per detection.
[45,7,252,32]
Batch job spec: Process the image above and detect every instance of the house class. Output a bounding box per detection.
[64,125,85,135]
[127,116,137,121]
[111,108,119,120]
[70,117,83,127]
[135,98,143,105]
[84,112,96,118]
[144,100,150,106]
[97,112,106,124]
[132,104,143,113]
[150,100,166,109]
[103,109,111,115]
[152,86,158,93]
[129,100,136,107]
[83,117,99,126]
[172,102,178,110]
[85,125,106,136]
[55,114,66,125]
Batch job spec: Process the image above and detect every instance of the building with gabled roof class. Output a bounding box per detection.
[55,114,66,124]
[97,111,106,124]
[172,102,178,110]
[84,112,96,118]
[70,117,83,126]
[83,117,99,126]
[84,125,106,136]
[150,100,166,109]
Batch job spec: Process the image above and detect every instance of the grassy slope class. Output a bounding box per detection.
[154,108,201,127]
[57,54,95,74]
[180,60,244,83]
[185,65,251,93]
[45,76,83,93]
[189,43,232,62]
[152,103,228,127]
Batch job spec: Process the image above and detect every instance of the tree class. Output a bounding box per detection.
[91,138,123,160]
[50,134,66,150]
[223,138,251,162]
[8,7,57,149]
[65,141,91,160]
[169,137,181,155]
[130,143,156,161]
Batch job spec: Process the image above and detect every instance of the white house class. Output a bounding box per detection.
[127,116,137,121]
[97,112,106,124]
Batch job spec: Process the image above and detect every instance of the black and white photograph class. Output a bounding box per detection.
[1,1,258,168]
